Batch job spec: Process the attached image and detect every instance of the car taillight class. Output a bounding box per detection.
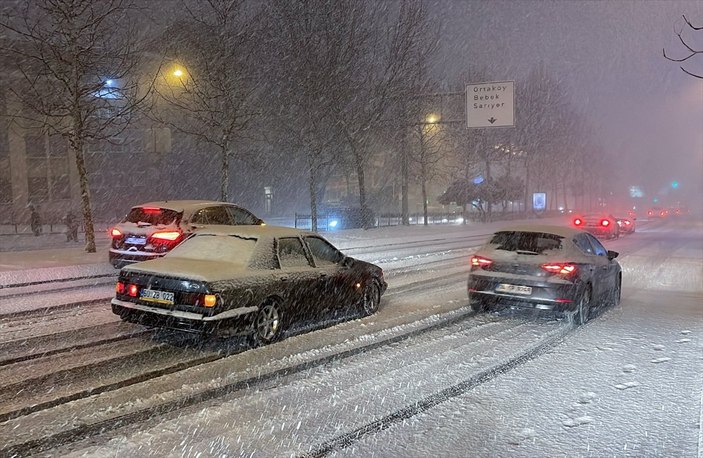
[470,255,493,269]
[150,231,182,241]
[128,284,139,297]
[600,219,610,227]
[573,218,583,226]
[142,207,162,214]
[111,228,122,237]
[116,281,125,294]
[541,263,577,276]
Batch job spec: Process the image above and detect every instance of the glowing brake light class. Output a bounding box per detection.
[150,231,181,241]
[470,255,493,268]
[573,218,583,226]
[600,219,610,227]
[128,284,139,297]
[541,263,577,276]
[116,281,125,294]
[110,228,122,237]
[142,207,162,214]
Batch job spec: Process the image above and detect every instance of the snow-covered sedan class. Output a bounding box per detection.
[109,200,264,268]
[468,225,621,325]
[111,225,387,344]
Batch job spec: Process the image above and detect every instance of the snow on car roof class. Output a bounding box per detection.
[189,224,316,239]
[491,224,584,238]
[132,200,245,212]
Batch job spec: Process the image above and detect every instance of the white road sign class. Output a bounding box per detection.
[466,81,514,128]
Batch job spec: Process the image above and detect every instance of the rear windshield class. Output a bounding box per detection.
[166,234,256,265]
[489,231,563,254]
[125,207,182,226]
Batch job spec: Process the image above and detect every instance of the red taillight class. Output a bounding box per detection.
[116,281,125,294]
[150,231,181,241]
[128,284,139,297]
[111,228,122,237]
[600,219,610,227]
[541,263,577,276]
[142,207,162,214]
[470,255,493,269]
[573,218,583,226]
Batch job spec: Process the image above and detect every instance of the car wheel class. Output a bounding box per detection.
[359,280,381,316]
[469,294,488,313]
[573,287,591,326]
[252,297,284,345]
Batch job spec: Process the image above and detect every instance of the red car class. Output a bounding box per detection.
[572,213,620,239]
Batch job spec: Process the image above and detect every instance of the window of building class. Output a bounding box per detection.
[28,176,49,201]
[25,134,46,158]
[0,180,11,203]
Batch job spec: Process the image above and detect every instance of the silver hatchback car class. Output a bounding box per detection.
[108,200,264,268]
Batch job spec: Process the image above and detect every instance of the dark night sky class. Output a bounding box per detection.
[434,0,703,206]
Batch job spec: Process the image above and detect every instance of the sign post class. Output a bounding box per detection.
[466,81,515,128]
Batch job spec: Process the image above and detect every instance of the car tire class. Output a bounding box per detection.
[252,297,285,345]
[359,280,381,316]
[469,295,488,313]
[573,287,591,326]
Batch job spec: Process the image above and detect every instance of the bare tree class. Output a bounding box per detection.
[152,0,260,201]
[664,15,703,79]
[0,0,151,252]
[335,0,438,228]
[410,115,445,225]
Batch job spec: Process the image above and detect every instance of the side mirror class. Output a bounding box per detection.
[607,250,619,260]
[342,256,355,268]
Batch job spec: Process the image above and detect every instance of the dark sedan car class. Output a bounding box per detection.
[468,225,621,325]
[109,200,264,268]
[111,225,387,344]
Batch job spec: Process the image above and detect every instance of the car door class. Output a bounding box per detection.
[303,235,351,311]
[276,236,325,320]
[584,233,617,302]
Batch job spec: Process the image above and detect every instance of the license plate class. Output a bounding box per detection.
[140,289,175,305]
[125,236,146,245]
[495,283,532,295]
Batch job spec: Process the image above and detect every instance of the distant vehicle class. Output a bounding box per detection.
[467,224,621,325]
[109,200,264,268]
[615,216,636,234]
[322,206,376,230]
[572,213,620,239]
[111,225,387,343]
[647,207,668,218]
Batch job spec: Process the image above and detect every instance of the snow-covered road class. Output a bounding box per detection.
[1,218,700,457]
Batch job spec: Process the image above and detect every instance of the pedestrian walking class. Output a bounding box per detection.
[29,205,42,236]
[64,211,79,242]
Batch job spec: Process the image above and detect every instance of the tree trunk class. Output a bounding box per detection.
[307,153,318,232]
[71,133,96,253]
[353,145,370,229]
[401,130,409,225]
[421,163,428,226]
[221,143,230,201]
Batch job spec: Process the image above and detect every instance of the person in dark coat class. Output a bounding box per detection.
[29,205,42,236]
[64,211,79,242]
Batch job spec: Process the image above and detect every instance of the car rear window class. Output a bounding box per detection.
[166,234,256,265]
[489,231,563,254]
[125,207,182,226]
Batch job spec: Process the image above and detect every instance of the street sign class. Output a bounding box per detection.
[466,81,514,128]
[532,192,546,211]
